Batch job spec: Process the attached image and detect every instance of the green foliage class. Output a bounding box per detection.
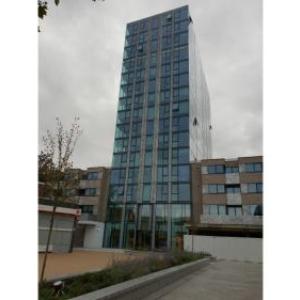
[38,1,48,19]
[38,0,106,20]
[39,251,210,300]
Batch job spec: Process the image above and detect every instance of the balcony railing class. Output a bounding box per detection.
[200,214,262,226]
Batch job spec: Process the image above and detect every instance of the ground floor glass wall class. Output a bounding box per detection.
[104,203,190,250]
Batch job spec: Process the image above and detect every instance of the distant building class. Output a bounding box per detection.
[38,199,80,253]
[190,156,263,237]
[74,167,110,249]
[38,167,110,251]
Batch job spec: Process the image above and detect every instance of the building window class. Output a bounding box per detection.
[143,167,152,183]
[87,172,101,180]
[203,205,226,216]
[80,205,94,214]
[207,184,225,194]
[247,183,263,193]
[225,166,239,174]
[145,151,152,166]
[85,188,97,196]
[172,147,189,164]
[243,205,263,216]
[227,205,242,217]
[245,162,263,173]
[157,166,169,183]
[172,131,189,147]
[156,184,168,202]
[207,165,225,174]
[142,184,151,202]
[158,133,169,148]
[225,184,241,193]
[127,167,139,184]
[158,149,169,165]
[171,183,190,202]
[172,165,189,182]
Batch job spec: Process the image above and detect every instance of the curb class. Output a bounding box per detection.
[70,257,211,300]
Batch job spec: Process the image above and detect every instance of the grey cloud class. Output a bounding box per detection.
[39,0,262,168]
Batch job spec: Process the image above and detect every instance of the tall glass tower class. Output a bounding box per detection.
[104,5,212,250]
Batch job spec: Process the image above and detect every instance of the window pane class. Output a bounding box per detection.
[143,184,151,202]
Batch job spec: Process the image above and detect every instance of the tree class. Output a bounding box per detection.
[39,117,82,282]
[38,0,105,20]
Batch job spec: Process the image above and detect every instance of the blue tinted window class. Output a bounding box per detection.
[172,183,190,201]
[145,151,152,166]
[157,166,169,183]
[143,184,151,202]
[156,184,168,202]
[172,148,189,164]
[172,131,189,147]
[226,184,241,193]
[158,149,169,165]
[207,165,225,174]
[143,167,152,183]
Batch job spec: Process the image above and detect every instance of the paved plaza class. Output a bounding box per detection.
[146,259,262,300]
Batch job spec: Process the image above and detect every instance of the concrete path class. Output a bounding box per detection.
[145,259,262,300]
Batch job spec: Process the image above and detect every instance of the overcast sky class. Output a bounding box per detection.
[39,0,262,169]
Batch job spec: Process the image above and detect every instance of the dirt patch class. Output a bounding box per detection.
[39,250,147,281]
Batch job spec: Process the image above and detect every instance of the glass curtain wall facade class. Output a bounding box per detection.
[104,6,211,250]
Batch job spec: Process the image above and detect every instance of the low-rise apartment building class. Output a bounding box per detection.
[191,156,263,237]
[73,167,110,249]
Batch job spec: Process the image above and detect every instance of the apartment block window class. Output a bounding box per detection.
[247,183,263,193]
[225,166,239,174]
[207,184,225,194]
[161,51,172,65]
[173,87,188,102]
[173,60,188,74]
[203,205,226,216]
[80,205,94,214]
[144,151,152,166]
[157,166,169,183]
[173,47,188,62]
[225,184,241,193]
[111,168,126,185]
[149,67,156,79]
[158,149,169,165]
[207,165,225,174]
[143,184,151,202]
[158,133,169,148]
[85,188,97,196]
[227,205,242,217]
[245,162,263,173]
[156,184,168,202]
[171,183,190,202]
[243,204,263,216]
[161,63,171,76]
[172,165,190,182]
[172,147,189,164]
[143,167,152,183]
[148,93,156,106]
[87,172,100,180]
[172,131,189,147]
[145,135,153,150]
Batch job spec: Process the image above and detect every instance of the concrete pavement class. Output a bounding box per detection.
[145,259,262,300]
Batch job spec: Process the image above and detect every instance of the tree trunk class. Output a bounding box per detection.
[39,205,57,282]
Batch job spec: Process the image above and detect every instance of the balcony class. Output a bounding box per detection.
[200,214,262,226]
[79,213,98,222]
